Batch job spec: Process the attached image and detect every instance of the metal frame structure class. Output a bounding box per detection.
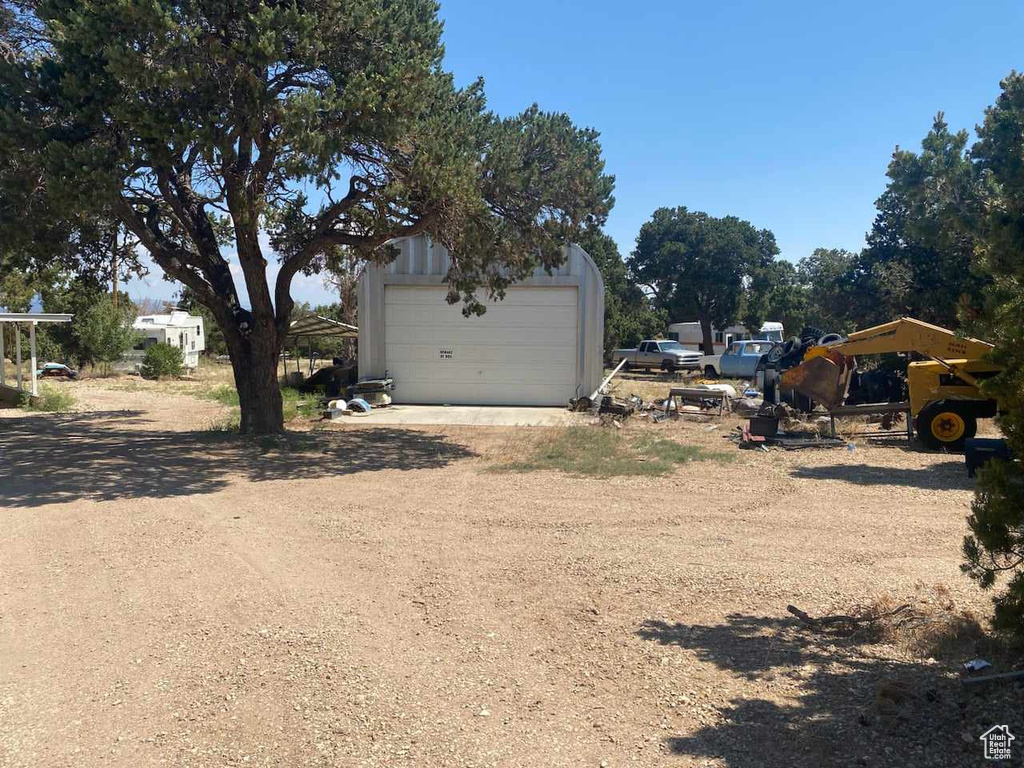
[283,314,357,378]
[0,313,73,399]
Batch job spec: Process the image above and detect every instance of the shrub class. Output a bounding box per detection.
[72,295,139,372]
[20,384,76,413]
[140,343,184,379]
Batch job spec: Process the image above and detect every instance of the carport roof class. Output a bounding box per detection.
[0,313,73,323]
[286,314,357,340]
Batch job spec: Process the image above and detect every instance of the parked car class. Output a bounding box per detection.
[700,340,775,379]
[611,340,702,372]
[36,362,79,380]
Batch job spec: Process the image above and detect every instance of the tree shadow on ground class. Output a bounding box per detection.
[0,411,474,508]
[790,461,972,490]
[637,613,1023,768]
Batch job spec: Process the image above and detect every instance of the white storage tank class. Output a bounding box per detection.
[358,234,604,406]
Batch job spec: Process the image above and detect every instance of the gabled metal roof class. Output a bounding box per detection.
[286,314,357,340]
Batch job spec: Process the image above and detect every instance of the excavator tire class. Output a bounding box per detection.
[762,367,780,405]
[916,402,977,452]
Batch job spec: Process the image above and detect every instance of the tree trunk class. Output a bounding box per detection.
[228,331,285,435]
[699,316,715,355]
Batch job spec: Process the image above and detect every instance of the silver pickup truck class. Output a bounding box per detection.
[611,340,702,372]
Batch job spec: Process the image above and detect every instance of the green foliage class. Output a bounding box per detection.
[796,117,989,336]
[20,384,76,413]
[577,227,664,355]
[139,342,184,380]
[199,385,241,407]
[281,387,321,421]
[72,294,138,370]
[961,72,1024,638]
[0,267,35,312]
[629,207,779,348]
[2,0,613,433]
[497,427,734,477]
[859,114,985,328]
[743,257,808,335]
[795,248,861,333]
[198,383,316,422]
[38,274,113,365]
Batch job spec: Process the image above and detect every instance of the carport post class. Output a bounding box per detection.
[0,323,5,386]
[29,321,37,396]
[14,323,22,391]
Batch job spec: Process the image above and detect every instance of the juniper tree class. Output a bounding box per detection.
[2,0,613,433]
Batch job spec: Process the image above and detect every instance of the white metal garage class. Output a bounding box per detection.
[358,235,605,406]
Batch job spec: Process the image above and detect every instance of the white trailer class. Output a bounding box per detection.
[126,309,206,369]
[666,321,784,353]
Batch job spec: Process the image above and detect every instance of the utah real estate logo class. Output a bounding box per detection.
[980,725,1015,761]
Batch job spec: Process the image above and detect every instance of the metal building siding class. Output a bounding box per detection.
[358,235,604,404]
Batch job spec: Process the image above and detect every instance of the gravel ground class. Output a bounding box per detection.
[1,380,1021,768]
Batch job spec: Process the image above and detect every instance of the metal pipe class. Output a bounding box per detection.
[29,322,37,396]
[14,323,22,391]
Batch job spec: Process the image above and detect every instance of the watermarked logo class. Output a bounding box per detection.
[980,725,1015,761]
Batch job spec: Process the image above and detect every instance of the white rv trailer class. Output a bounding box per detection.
[125,309,206,369]
[666,321,784,353]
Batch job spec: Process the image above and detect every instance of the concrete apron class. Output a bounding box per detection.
[346,404,584,427]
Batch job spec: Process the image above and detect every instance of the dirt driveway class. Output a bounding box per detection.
[1,382,1019,767]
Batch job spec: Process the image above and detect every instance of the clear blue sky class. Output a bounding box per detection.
[129,0,1024,304]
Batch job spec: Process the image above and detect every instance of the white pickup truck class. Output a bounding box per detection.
[611,340,702,373]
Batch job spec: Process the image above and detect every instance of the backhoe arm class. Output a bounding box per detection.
[831,318,994,360]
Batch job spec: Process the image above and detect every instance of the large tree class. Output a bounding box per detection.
[742,255,807,336]
[575,227,663,356]
[793,247,862,333]
[2,0,613,433]
[629,207,778,353]
[860,114,985,329]
[962,72,1024,637]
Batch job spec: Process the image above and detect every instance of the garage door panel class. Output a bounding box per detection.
[384,285,579,406]
[385,304,577,330]
[388,326,576,347]
[389,381,573,407]
[386,342,575,365]
[387,360,577,386]
[386,287,578,308]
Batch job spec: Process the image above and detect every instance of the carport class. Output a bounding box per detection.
[284,314,358,377]
[0,313,73,403]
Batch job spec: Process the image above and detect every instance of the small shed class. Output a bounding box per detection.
[358,235,604,406]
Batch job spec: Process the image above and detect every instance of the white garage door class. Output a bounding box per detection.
[384,285,579,406]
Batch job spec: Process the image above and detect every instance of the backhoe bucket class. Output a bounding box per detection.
[780,352,851,410]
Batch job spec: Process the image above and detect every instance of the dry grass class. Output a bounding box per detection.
[796,585,996,662]
[489,424,735,477]
[853,585,993,660]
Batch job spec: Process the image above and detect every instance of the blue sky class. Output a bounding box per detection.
[128,0,1024,305]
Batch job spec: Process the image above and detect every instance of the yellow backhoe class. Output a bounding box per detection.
[778,317,1001,450]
